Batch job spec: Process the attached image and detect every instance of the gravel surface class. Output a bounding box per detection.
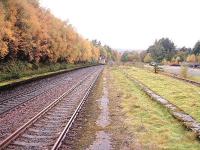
[6,67,102,150]
[59,72,103,150]
[60,68,113,150]
[0,66,103,144]
[0,67,95,114]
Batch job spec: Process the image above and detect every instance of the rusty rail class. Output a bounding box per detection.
[52,68,102,150]
[0,69,97,149]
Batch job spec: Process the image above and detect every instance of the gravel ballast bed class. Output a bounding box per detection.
[0,66,101,143]
[5,67,103,149]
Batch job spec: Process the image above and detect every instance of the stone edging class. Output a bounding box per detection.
[121,71,200,139]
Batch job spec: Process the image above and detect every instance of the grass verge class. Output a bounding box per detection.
[190,76,200,82]
[144,65,200,82]
[120,66,200,123]
[108,67,200,149]
[0,62,97,88]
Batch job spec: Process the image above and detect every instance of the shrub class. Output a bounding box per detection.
[10,71,21,79]
[32,63,39,70]
[180,65,188,78]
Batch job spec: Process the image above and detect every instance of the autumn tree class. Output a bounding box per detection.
[139,50,147,62]
[196,55,200,63]
[174,47,192,62]
[143,53,153,63]
[0,0,101,64]
[91,39,118,62]
[121,51,140,62]
[0,1,8,60]
[186,54,196,63]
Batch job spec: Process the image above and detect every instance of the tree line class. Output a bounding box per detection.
[0,0,118,65]
[92,40,120,62]
[121,38,200,64]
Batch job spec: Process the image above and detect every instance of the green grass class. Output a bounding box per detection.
[119,66,200,123]
[190,76,200,82]
[144,65,200,82]
[109,67,200,149]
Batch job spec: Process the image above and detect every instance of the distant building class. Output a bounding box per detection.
[99,56,106,64]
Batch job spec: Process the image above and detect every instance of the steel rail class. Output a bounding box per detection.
[51,68,102,150]
[0,69,89,103]
[0,69,96,149]
[0,71,89,115]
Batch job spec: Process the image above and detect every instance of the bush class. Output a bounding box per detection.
[0,61,23,80]
[180,65,188,78]
[4,61,23,78]
[26,63,33,70]
[10,71,21,79]
[32,63,39,70]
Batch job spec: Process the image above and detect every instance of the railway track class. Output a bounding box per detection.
[0,67,94,115]
[0,67,97,101]
[0,66,103,149]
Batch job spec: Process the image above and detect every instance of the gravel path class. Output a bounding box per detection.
[60,69,112,150]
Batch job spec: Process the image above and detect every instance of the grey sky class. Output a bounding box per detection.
[40,0,200,50]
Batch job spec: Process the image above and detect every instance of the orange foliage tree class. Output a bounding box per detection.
[0,0,100,64]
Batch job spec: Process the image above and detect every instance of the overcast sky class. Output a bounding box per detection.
[40,0,200,50]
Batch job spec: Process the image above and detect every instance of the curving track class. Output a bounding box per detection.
[0,65,103,149]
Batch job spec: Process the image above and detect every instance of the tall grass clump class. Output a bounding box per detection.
[0,61,26,80]
[180,65,188,78]
[0,60,93,83]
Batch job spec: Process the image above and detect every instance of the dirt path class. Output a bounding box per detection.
[87,76,112,149]
[62,68,137,150]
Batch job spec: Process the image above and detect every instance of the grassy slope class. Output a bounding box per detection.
[109,67,200,149]
[144,65,200,82]
[120,66,200,122]
[190,76,200,82]
[0,63,93,87]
